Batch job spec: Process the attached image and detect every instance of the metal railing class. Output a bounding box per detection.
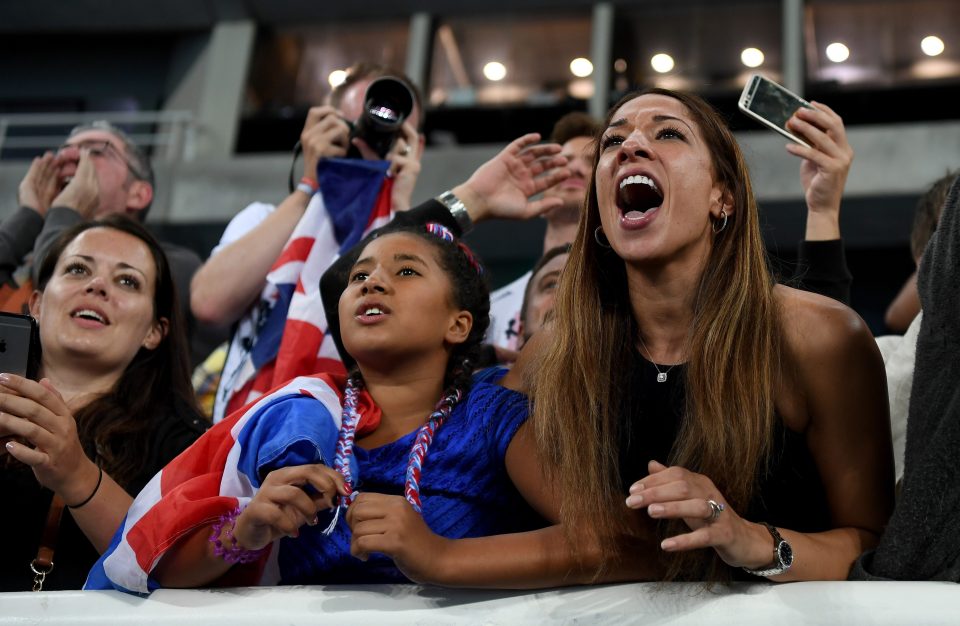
[0,110,197,162]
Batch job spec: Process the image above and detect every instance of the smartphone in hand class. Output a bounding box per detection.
[0,312,40,380]
[738,74,814,147]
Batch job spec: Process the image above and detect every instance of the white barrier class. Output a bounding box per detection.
[2,582,959,625]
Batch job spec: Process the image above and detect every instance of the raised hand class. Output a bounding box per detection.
[0,374,99,505]
[17,152,61,217]
[346,492,448,583]
[51,150,100,219]
[232,464,346,551]
[301,105,352,182]
[784,102,854,240]
[625,460,775,570]
[384,120,422,212]
[452,133,571,223]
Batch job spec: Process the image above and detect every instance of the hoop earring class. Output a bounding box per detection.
[712,209,728,234]
[594,226,612,248]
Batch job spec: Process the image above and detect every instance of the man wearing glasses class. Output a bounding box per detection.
[6,121,213,362]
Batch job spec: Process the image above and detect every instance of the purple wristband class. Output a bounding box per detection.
[210,506,267,565]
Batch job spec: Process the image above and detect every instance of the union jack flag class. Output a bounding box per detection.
[86,373,380,594]
[212,159,394,422]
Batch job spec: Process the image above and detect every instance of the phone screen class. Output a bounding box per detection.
[747,77,810,131]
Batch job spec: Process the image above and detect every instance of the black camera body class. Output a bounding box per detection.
[346,76,415,160]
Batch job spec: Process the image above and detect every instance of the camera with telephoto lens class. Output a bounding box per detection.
[345,76,415,160]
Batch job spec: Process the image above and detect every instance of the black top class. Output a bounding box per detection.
[617,344,832,576]
[0,398,206,592]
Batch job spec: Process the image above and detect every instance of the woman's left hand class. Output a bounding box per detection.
[0,374,100,505]
[346,492,450,584]
[625,460,774,570]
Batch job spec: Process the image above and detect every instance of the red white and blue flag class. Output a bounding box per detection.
[86,373,380,594]
[213,159,394,422]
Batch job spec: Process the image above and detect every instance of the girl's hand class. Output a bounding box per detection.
[452,133,571,223]
[0,374,101,504]
[625,460,774,570]
[346,492,449,584]
[233,464,346,551]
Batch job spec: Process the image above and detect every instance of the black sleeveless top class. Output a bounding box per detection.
[617,350,832,536]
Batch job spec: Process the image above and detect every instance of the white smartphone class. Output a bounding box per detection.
[738,74,813,147]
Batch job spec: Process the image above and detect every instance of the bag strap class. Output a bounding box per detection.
[30,494,64,592]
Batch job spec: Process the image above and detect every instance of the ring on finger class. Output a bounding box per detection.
[706,499,725,523]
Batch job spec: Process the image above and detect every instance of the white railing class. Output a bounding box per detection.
[0,110,197,162]
[2,581,960,625]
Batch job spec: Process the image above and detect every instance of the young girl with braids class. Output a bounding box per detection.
[88,219,577,593]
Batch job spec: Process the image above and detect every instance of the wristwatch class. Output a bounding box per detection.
[742,523,793,577]
[435,190,473,234]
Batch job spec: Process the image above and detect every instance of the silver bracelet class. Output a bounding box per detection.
[435,190,473,234]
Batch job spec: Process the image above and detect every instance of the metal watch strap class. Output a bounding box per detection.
[742,523,793,577]
[435,190,473,234]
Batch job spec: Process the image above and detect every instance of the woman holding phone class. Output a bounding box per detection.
[508,88,894,582]
[0,215,204,591]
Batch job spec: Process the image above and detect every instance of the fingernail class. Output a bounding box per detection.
[5,441,14,451]
[661,539,676,551]
[629,483,644,494]
[310,516,319,526]
[648,504,664,517]
[625,494,643,508]
[0,373,10,384]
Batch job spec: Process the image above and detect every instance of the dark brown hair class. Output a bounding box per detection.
[550,111,602,145]
[531,88,781,582]
[36,215,201,488]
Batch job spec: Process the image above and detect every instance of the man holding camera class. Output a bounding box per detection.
[190,63,423,327]
[190,63,423,420]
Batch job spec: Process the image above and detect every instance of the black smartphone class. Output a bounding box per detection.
[0,312,40,380]
[738,73,814,147]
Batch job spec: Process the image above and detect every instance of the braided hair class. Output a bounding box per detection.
[331,222,490,511]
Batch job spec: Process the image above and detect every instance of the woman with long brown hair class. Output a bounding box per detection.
[0,215,204,591]
[511,88,894,582]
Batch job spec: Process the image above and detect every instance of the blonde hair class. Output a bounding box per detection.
[530,89,781,582]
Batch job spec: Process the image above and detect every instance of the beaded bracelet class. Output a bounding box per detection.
[210,507,267,564]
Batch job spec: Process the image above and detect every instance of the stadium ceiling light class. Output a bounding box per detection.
[921,35,945,57]
[650,53,675,74]
[825,42,850,63]
[570,57,594,78]
[741,47,765,68]
[483,61,507,81]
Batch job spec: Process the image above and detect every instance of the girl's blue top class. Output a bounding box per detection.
[277,367,542,584]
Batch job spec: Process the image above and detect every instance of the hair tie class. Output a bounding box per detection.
[425,222,456,242]
[424,222,485,276]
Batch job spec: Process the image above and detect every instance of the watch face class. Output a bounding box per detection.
[777,541,794,567]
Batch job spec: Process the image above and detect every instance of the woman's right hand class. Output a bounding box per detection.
[232,464,346,551]
[452,133,571,224]
[0,374,100,505]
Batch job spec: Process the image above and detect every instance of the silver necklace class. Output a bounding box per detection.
[637,334,678,383]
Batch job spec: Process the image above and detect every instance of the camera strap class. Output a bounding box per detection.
[30,494,64,592]
[288,141,303,195]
